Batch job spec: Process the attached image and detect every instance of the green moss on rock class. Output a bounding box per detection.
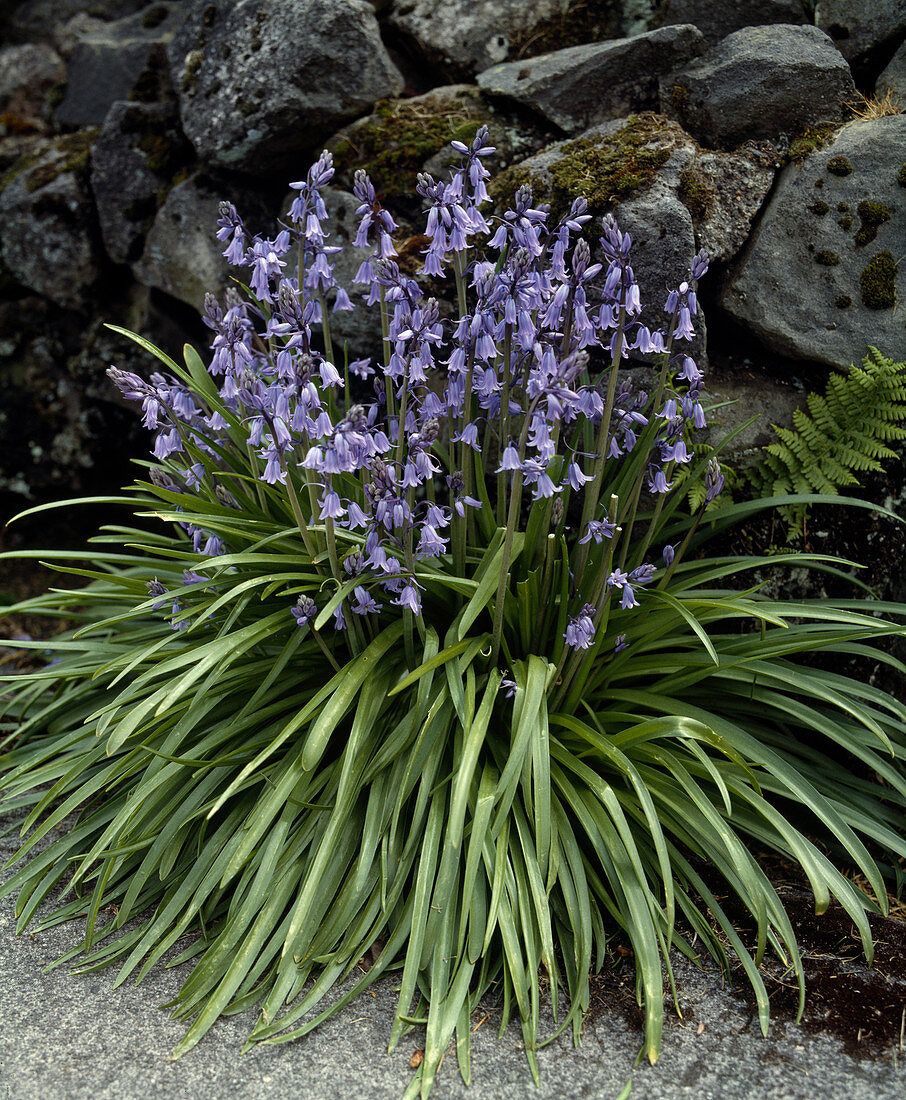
[815,250,840,266]
[860,251,897,309]
[668,81,690,109]
[827,155,853,177]
[329,96,484,201]
[508,0,622,57]
[897,163,906,187]
[546,119,674,214]
[787,124,838,162]
[838,214,853,230]
[678,166,714,221]
[835,295,852,309]
[140,4,169,29]
[854,199,891,247]
[0,130,97,195]
[808,200,830,215]
[837,201,850,212]
[494,115,676,220]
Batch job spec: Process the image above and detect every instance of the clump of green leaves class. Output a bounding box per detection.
[747,348,906,537]
[1,139,906,1100]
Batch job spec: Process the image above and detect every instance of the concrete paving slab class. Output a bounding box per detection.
[1,815,904,1100]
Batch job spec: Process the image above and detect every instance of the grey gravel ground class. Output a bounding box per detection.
[1,813,904,1100]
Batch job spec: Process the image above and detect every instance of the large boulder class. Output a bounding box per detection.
[91,100,192,265]
[721,115,906,370]
[168,0,404,174]
[476,25,706,135]
[133,173,277,309]
[660,24,856,149]
[54,4,185,128]
[388,0,626,78]
[491,113,778,363]
[0,131,102,309]
[0,43,65,134]
[815,0,906,62]
[654,0,810,45]
[132,174,229,308]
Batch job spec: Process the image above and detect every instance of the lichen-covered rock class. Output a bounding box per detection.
[815,0,906,62]
[654,0,810,45]
[327,85,554,211]
[721,115,906,370]
[0,131,101,309]
[876,39,906,101]
[132,174,228,308]
[476,25,706,135]
[55,4,185,128]
[91,100,192,265]
[493,113,774,259]
[133,173,276,309]
[492,112,779,363]
[2,0,153,44]
[680,144,778,262]
[660,24,856,149]
[169,0,404,175]
[0,43,65,134]
[388,0,626,78]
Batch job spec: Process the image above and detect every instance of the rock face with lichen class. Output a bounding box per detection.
[91,100,191,265]
[1,0,906,506]
[54,4,185,128]
[492,113,777,362]
[660,24,856,149]
[721,115,906,370]
[0,43,65,133]
[168,0,404,175]
[0,131,101,308]
[655,0,810,44]
[389,0,628,78]
[133,174,240,309]
[814,0,906,62]
[475,25,706,134]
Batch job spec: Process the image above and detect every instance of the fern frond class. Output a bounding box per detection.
[746,348,906,534]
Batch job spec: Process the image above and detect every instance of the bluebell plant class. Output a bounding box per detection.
[2,128,906,1099]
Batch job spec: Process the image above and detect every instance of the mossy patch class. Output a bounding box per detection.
[328,96,484,202]
[667,81,691,110]
[808,200,829,215]
[835,295,852,309]
[815,250,840,266]
[0,130,97,195]
[827,155,853,177]
[838,214,853,230]
[141,4,169,29]
[897,163,906,187]
[121,108,186,177]
[854,200,891,247]
[129,44,172,105]
[860,251,897,309]
[678,166,714,221]
[837,202,850,212]
[787,124,839,161]
[508,0,622,58]
[492,114,675,220]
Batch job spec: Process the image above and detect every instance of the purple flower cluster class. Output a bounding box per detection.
[111,125,718,653]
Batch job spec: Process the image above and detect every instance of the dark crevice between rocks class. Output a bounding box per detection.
[852,28,906,94]
[376,19,456,96]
